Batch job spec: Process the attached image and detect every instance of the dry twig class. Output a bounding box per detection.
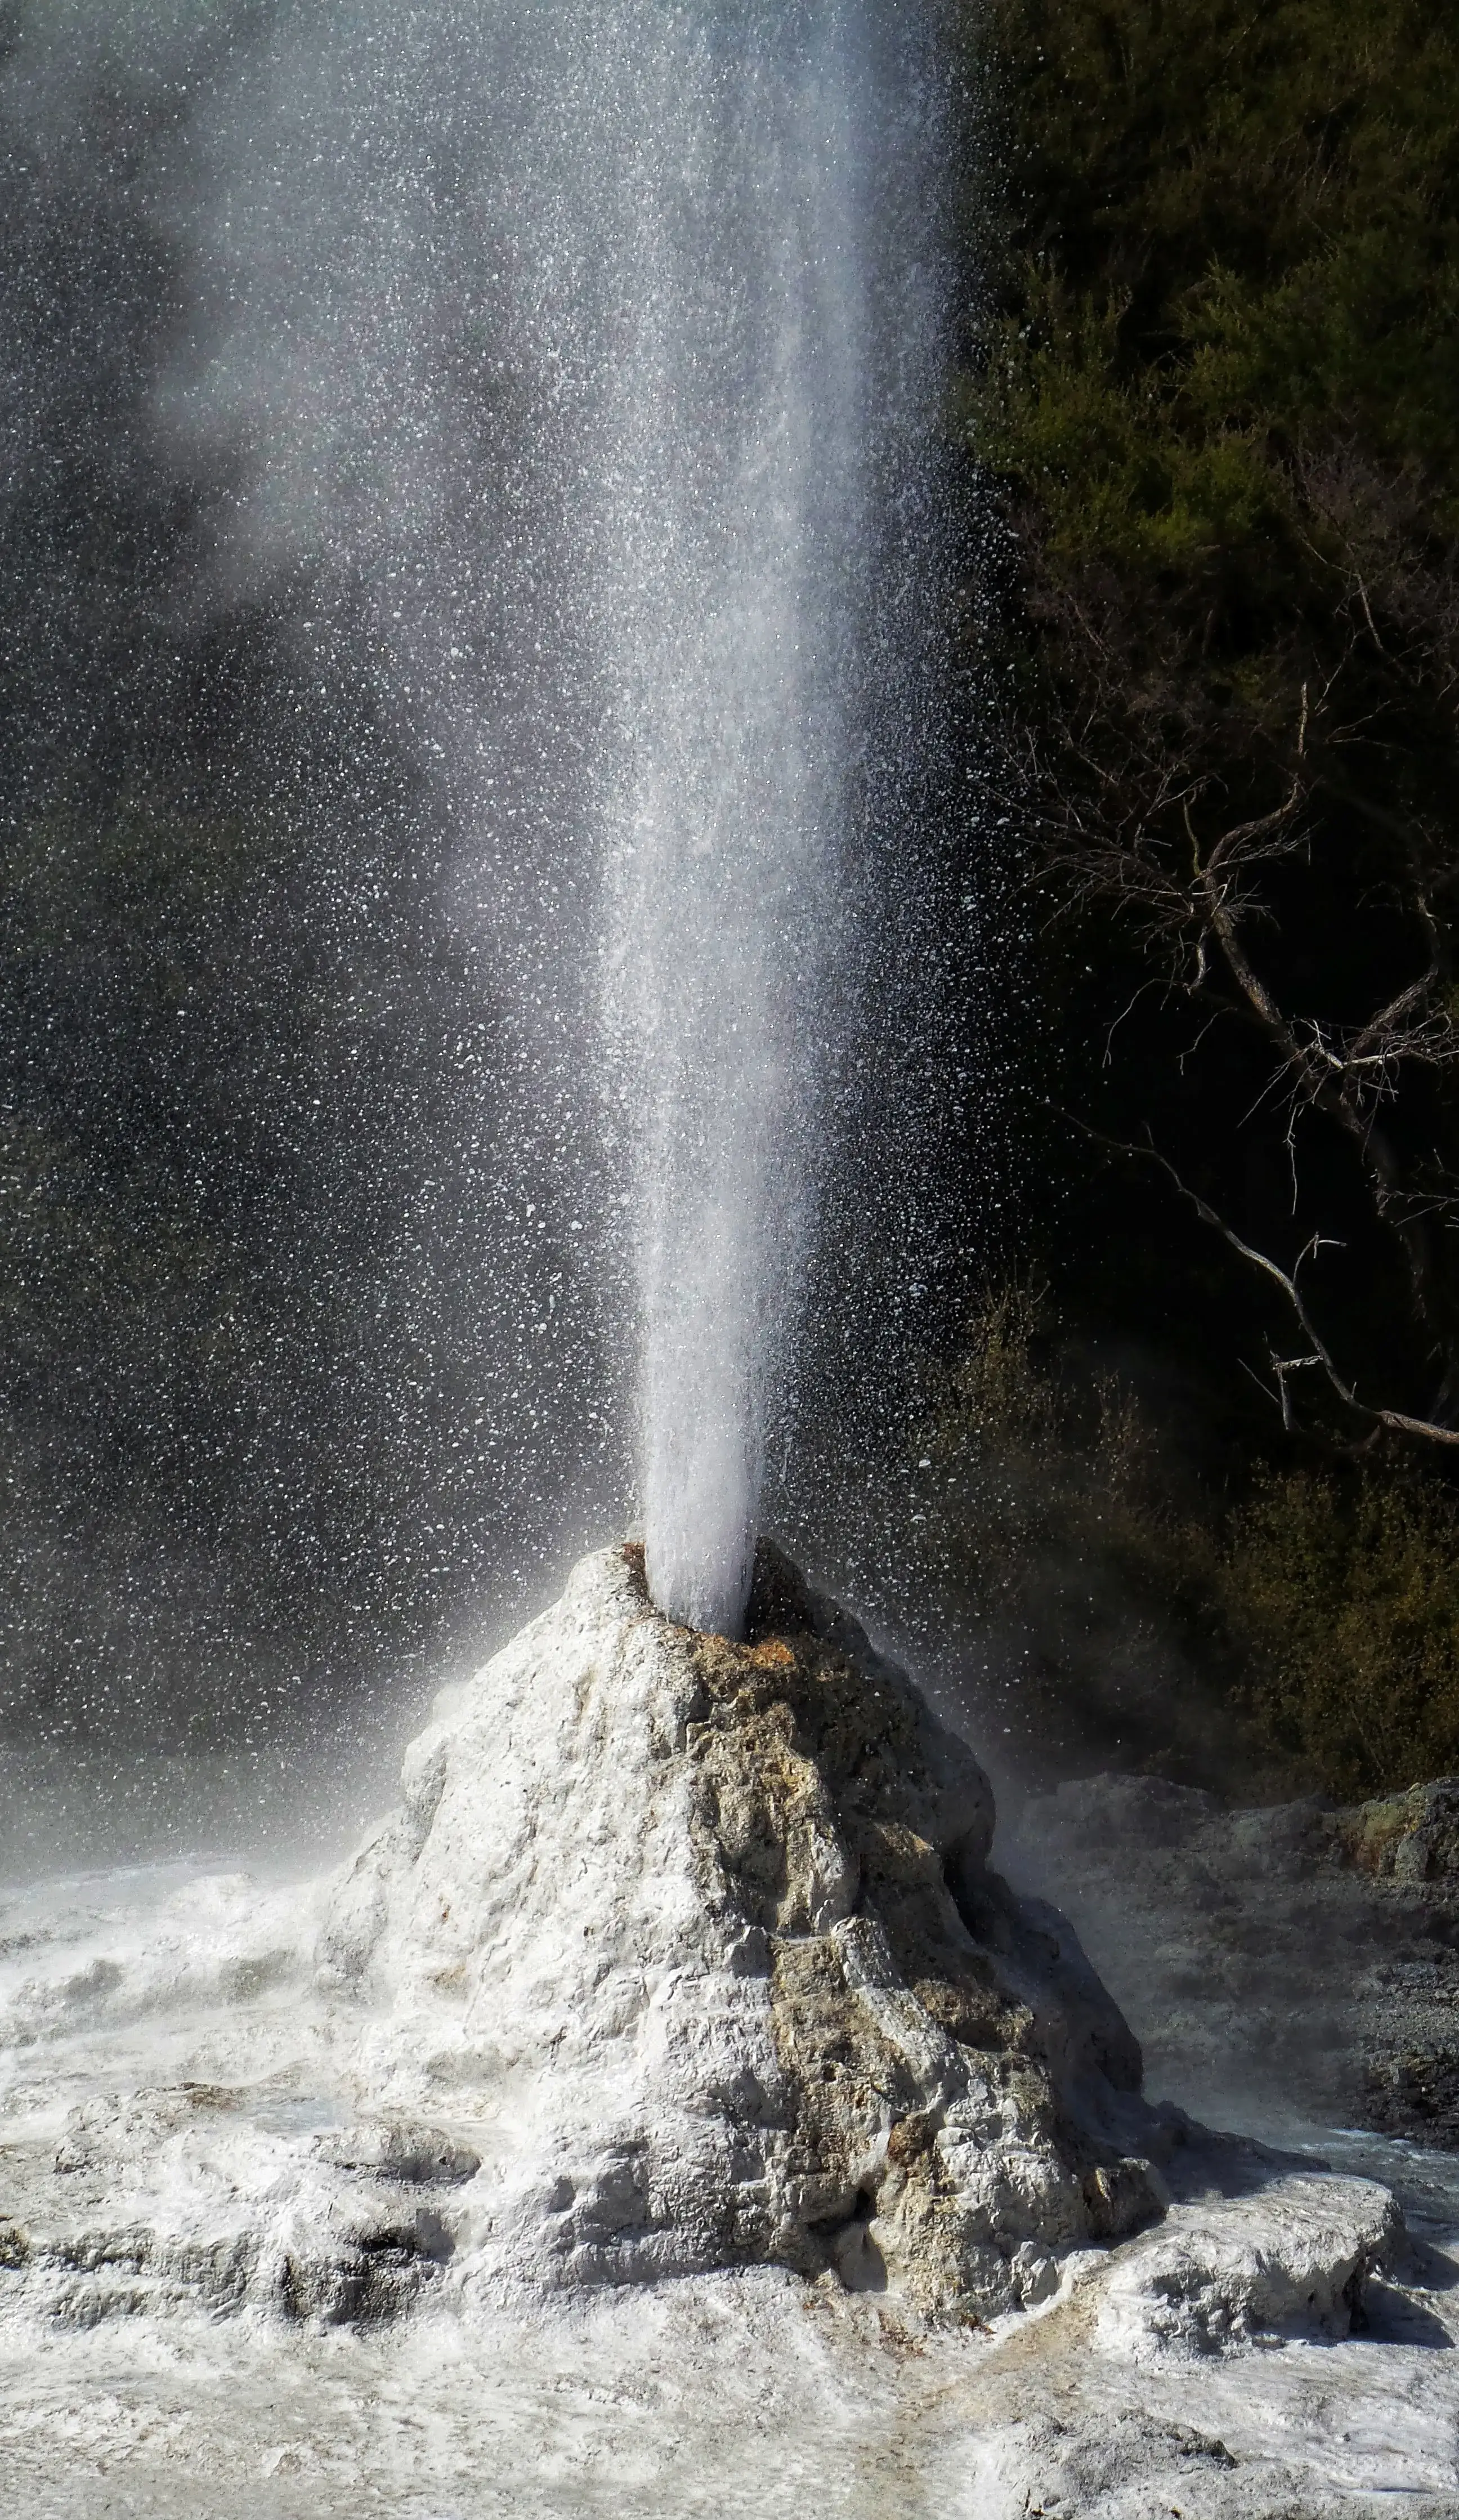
[1072,1117,1459,1450]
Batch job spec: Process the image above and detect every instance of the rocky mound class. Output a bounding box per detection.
[317,1540,1169,2312]
[0,1543,1407,2350]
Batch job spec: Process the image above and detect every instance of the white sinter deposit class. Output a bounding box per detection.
[3,1544,1457,2518]
[316,1539,1171,2310]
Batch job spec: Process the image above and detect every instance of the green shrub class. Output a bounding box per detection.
[925,1280,1184,1612]
[1221,1469,1459,1797]
[914,1288,1459,1797]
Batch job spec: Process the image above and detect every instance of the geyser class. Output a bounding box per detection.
[102,0,944,1629]
[594,6,941,1636]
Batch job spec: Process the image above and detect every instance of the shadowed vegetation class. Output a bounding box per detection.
[939,0,1459,1792]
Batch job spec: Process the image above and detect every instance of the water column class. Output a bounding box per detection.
[597,3,875,1636]
[155,0,940,1632]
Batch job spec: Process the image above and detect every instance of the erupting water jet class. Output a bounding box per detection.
[593,5,937,1633]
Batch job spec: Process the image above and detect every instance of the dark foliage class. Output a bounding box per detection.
[943,0,1459,1790]
[965,0,1459,1435]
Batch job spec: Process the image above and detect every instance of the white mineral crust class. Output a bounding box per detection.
[311,1540,1187,2310]
[2,1544,1454,2517]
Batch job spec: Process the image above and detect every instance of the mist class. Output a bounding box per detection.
[1,0,998,1767]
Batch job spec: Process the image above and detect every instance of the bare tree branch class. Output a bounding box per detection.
[1069,1116,1459,1450]
[1028,649,1459,1360]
